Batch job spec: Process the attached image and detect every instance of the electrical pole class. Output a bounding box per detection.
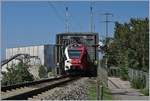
[100,13,113,43]
[90,6,93,32]
[65,6,69,32]
[90,1,95,32]
[100,13,114,87]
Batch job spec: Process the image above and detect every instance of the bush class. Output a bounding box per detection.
[38,65,47,78]
[131,78,141,89]
[120,67,129,80]
[141,88,149,96]
[48,71,56,77]
[2,62,34,86]
[131,77,146,89]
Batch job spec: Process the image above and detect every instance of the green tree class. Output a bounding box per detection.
[2,62,34,86]
[107,17,149,72]
[38,65,47,78]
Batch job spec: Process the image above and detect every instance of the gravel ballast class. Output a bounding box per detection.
[29,77,89,100]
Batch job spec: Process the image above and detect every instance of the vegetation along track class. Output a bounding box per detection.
[1,76,79,100]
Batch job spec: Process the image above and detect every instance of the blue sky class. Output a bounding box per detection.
[1,1,149,60]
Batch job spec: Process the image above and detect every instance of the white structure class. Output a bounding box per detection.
[2,44,55,72]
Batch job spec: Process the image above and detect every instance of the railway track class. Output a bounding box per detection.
[1,76,79,100]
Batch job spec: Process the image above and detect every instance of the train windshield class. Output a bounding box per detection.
[68,50,81,59]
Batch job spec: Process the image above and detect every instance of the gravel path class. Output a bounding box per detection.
[29,77,89,100]
[108,77,149,100]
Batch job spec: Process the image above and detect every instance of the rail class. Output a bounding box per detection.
[1,76,78,100]
[1,75,67,92]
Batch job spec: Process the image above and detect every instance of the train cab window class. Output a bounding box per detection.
[68,50,81,59]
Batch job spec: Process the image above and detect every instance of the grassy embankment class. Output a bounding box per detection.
[140,88,149,96]
[87,79,113,100]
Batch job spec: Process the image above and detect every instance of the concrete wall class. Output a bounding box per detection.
[4,44,55,70]
[5,45,44,66]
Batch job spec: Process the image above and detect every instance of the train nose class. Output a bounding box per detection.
[71,59,81,64]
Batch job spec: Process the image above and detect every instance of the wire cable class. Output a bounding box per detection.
[47,1,65,24]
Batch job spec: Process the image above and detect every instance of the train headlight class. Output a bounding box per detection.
[78,60,81,63]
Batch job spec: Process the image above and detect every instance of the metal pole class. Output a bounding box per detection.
[100,13,113,87]
[90,6,93,32]
[65,7,69,32]
[106,15,108,38]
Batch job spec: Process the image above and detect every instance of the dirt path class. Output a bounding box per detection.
[108,77,149,100]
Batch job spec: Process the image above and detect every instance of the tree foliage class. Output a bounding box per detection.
[2,62,34,86]
[106,18,149,72]
[38,65,47,78]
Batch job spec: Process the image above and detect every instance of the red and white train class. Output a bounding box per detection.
[64,44,90,75]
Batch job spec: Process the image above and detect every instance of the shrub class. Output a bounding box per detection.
[2,62,34,86]
[48,72,54,77]
[141,88,149,96]
[131,77,146,89]
[120,67,129,80]
[38,65,47,78]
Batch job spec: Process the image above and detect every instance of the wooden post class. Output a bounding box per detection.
[97,58,100,100]
[100,85,103,100]
[96,80,100,100]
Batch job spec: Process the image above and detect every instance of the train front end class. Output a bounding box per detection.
[64,44,88,75]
